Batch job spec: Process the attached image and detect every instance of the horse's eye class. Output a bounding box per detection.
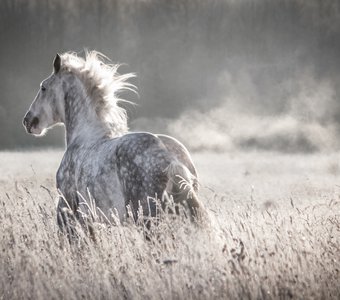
[41,86,46,92]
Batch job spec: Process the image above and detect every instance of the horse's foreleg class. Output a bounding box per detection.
[56,196,79,243]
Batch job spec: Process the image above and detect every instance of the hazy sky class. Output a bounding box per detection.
[1,0,340,152]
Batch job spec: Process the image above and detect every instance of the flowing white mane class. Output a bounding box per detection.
[60,51,135,135]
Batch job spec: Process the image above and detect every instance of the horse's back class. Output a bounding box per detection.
[116,132,196,179]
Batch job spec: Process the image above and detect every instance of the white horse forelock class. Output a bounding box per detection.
[60,50,136,136]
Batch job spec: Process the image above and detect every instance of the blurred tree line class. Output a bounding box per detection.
[0,0,340,149]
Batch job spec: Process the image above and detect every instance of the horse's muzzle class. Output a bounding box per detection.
[23,112,39,134]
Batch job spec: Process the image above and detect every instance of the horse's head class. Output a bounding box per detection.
[23,51,133,140]
[23,54,65,136]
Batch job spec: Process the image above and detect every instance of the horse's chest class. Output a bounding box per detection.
[56,150,81,197]
[56,164,76,198]
[56,149,126,218]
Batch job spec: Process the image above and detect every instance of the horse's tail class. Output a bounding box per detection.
[164,161,205,221]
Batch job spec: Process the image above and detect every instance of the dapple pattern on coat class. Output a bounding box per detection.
[23,51,203,233]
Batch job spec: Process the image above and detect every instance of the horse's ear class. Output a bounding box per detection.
[53,53,61,74]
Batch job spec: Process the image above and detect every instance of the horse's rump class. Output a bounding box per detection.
[114,132,201,219]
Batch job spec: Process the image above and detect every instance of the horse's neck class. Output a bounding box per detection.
[64,87,109,147]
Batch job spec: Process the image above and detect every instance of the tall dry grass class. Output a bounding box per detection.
[0,150,339,299]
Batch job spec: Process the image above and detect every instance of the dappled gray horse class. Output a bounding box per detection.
[23,51,204,232]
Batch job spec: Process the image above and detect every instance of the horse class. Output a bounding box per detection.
[23,51,205,234]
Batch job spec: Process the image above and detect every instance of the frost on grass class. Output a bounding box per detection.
[0,151,340,299]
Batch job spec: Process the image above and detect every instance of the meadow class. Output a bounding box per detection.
[0,150,339,299]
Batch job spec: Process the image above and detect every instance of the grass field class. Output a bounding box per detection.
[0,150,339,299]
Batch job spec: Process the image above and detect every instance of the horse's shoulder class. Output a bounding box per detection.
[56,142,87,183]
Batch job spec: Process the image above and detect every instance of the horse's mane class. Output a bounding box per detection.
[60,50,135,136]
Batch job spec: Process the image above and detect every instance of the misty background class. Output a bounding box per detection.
[1,0,340,152]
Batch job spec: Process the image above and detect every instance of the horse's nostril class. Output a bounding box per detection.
[23,112,32,127]
[31,117,39,127]
[23,113,39,132]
